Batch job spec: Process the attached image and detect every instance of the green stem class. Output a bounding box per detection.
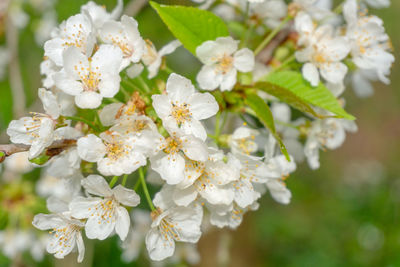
[122,174,128,187]
[133,178,141,191]
[214,112,221,137]
[109,176,119,187]
[137,76,151,93]
[254,16,291,56]
[139,168,155,211]
[271,54,296,73]
[64,116,100,132]
[121,79,146,94]
[163,65,174,74]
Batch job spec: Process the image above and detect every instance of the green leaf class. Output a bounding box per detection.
[29,154,50,165]
[255,81,325,118]
[245,93,290,161]
[264,71,355,120]
[150,1,229,55]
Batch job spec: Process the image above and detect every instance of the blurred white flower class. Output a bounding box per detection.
[196,37,255,91]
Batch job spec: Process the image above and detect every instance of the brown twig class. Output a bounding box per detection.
[0,139,77,162]
[6,12,26,118]
[255,21,293,64]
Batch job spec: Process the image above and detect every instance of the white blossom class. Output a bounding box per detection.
[100,15,145,69]
[344,0,394,85]
[81,0,123,29]
[150,128,208,185]
[171,148,239,206]
[152,73,219,141]
[32,212,85,262]
[305,118,357,169]
[6,88,62,159]
[196,37,255,91]
[142,40,181,79]
[53,45,123,109]
[44,13,95,66]
[69,175,140,241]
[77,129,154,176]
[145,190,203,261]
[295,12,350,86]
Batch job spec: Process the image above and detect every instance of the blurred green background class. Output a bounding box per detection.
[0,0,399,266]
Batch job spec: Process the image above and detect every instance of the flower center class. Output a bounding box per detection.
[171,103,191,125]
[216,54,234,74]
[105,140,129,161]
[62,24,87,49]
[164,137,182,155]
[89,197,117,224]
[74,60,101,92]
[109,35,133,57]
[50,224,81,252]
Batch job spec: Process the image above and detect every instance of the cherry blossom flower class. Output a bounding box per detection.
[69,175,140,241]
[344,0,394,85]
[152,73,219,141]
[100,15,145,69]
[196,37,255,91]
[145,190,203,261]
[77,129,157,176]
[7,88,62,159]
[170,148,239,206]
[295,12,350,86]
[142,40,181,78]
[81,0,123,29]
[150,128,208,185]
[54,45,123,109]
[304,118,357,169]
[33,212,85,262]
[44,13,95,66]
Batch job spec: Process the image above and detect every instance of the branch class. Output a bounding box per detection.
[6,13,26,118]
[0,139,77,162]
[255,21,293,64]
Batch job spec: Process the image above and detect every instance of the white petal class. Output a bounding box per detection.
[115,206,130,241]
[302,63,320,86]
[53,71,83,96]
[77,134,106,162]
[91,44,123,75]
[196,65,221,90]
[220,69,237,91]
[173,186,198,206]
[98,73,121,98]
[180,119,207,141]
[181,136,208,162]
[81,175,113,197]
[63,46,89,80]
[166,73,195,103]
[76,232,85,263]
[99,103,124,126]
[169,205,203,242]
[233,48,255,72]
[145,228,175,261]
[85,213,116,240]
[32,214,65,230]
[152,94,172,120]
[38,88,60,119]
[320,62,348,85]
[188,92,219,120]
[75,91,103,109]
[196,37,238,65]
[150,152,185,185]
[112,185,140,207]
[69,196,101,219]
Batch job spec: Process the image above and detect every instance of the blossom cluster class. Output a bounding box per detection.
[0,0,394,264]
